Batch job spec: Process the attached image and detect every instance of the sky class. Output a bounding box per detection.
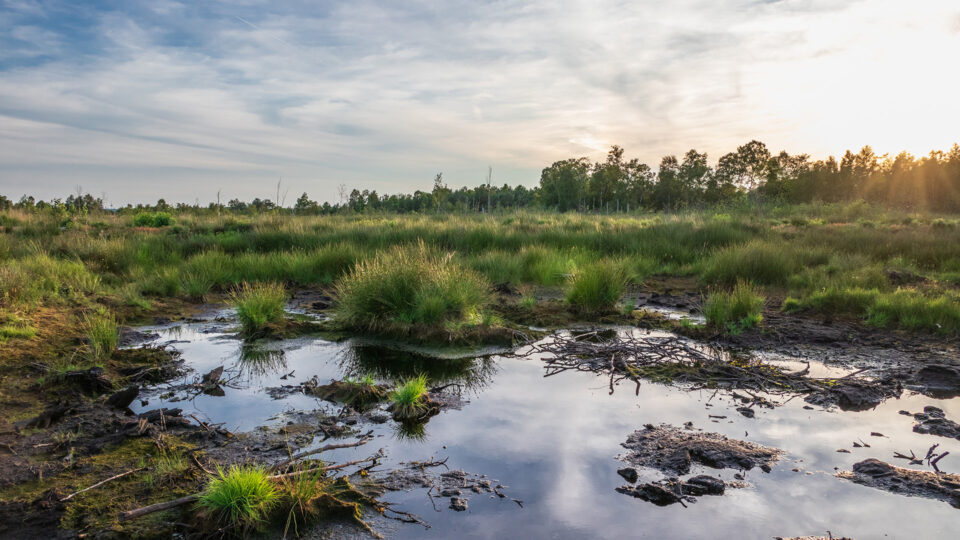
[1,0,959,206]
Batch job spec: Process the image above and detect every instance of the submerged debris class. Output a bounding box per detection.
[911,406,960,440]
[378,459,516,511]
[620,424,782,476]
[837,459,960,508]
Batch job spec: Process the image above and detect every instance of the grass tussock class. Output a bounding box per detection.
[196,465,279,532]
[566,261,627,314]
[230,281,287,335]
[704,281,765,333]
[390,374,429,420]
[83,312,118,361]
[335,242,489,330]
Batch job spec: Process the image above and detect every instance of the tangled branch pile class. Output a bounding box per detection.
[521,330,891,404]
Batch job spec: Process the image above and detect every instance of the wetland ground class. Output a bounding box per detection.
[2,205,960,539]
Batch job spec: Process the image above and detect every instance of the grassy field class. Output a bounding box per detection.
[2,202,960,354]
[3,203,960,340]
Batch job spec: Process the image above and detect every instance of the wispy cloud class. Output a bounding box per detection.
[0,0,958,204]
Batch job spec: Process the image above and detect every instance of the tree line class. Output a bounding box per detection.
[3,140,959,215]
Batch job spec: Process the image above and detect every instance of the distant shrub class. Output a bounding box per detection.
[133,212,173,227]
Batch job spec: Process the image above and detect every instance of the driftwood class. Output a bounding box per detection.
[119,494,199,522]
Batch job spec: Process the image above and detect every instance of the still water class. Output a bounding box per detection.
[130,317,960,539]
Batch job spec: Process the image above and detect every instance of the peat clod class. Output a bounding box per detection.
[117,327,158,348]
[803,379,901,411]
[682,475,726,496]
[200,365,224,395]
[23,403,71,429]
[617,467,639,483]
[837,458,960,508]
[912,406,960,440]
[105,385,139,410]
[616,482,682,506]
[55,366,113,395]
[620,424,782,476]
[616,475,727,506]
[302,376,390,410]
[909,364,960,398]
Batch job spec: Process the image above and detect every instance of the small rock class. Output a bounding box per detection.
[449,497,468,511]
[737,407,755,418]
[440,488,461,497]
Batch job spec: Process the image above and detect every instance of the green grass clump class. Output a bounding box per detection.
[865,290,960,333]
[143,451,189,488]
[83,313,118,361]
[566,261,626,314]
[335,242,489,329]
[230,281,287,335]
[781,296,802,312]
[704,281,765,333]
[702,241,798,286]
[197,465,278,532]
[132,212,173,227]
[390,375,429,419]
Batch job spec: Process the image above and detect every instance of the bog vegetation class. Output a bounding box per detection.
[1,201,960,343]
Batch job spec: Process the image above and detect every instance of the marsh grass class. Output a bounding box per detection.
[230,282,287,335]
[704,281,765,333]
[390,375,429,420]
[335,242,489,330]
[196,465,279,532]
[143,450,189,488]
[83,312,118,361]
[566,261,627,314]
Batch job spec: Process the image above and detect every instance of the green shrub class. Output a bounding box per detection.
[335,242,489,329]
[704,281,765,333]
[132,212,173,227]
[230,282,287,334]
[197,465,278,531]
[566,261,626,313]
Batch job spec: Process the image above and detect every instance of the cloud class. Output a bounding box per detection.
[0,0,958,204]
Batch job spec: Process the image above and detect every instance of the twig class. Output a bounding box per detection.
[61,467,146,502]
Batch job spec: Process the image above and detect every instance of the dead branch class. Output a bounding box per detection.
[119,494,199,522]
[270,430,373,473]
